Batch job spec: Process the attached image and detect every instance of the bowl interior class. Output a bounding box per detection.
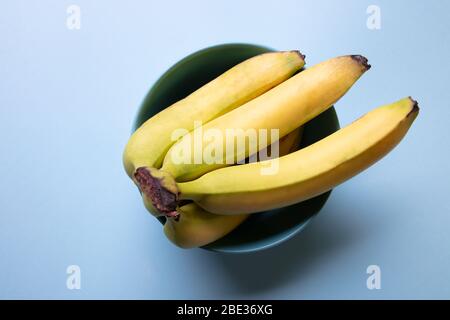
[133,43,340,253]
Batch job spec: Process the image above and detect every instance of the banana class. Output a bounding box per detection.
[123,51,305,178]
[163,203,248,249]
[173,97,419,214]
[160,55,371,182]
[163,127,303,248]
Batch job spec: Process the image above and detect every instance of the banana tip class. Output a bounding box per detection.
[351,55,371,71]
[408,97,420,116]
[294,50,306,61]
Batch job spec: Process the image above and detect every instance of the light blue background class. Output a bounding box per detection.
[1,0,449,299]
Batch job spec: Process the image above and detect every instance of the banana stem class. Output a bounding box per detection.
[134,167,179,217]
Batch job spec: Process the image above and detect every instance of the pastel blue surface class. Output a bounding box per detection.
[0,0,449,299]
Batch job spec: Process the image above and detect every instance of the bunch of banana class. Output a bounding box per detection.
[124,51,305,217]
[123,51,419,248]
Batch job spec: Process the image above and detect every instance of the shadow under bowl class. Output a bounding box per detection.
[132,43,340,253]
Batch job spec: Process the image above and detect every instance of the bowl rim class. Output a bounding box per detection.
[203,202,327,254]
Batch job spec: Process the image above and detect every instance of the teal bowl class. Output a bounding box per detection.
[132,43,340,253]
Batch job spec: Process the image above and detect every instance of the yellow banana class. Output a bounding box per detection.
[123,51,305,177]
[163,203,248,249]
[160,55,370,182]
[175,97,419,214]
[163,127,303,248]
